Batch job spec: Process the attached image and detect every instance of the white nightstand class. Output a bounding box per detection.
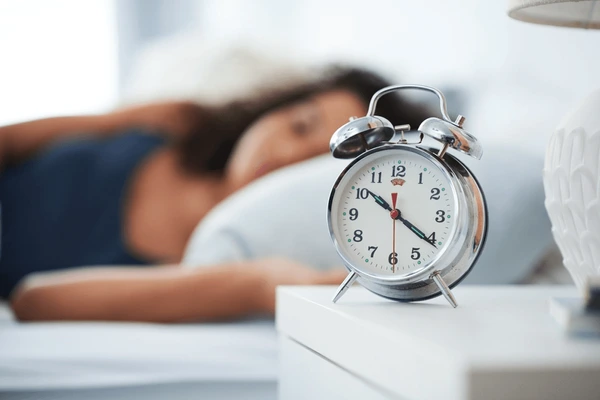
[276,285,600,400]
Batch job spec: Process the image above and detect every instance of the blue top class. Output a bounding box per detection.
[0,130,166,299]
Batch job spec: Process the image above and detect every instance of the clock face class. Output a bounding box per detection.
[329,146,459,280]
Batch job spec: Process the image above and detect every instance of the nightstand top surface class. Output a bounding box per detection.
[276,285,600,399]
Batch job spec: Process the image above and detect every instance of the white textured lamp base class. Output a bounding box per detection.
[544,89,600,290]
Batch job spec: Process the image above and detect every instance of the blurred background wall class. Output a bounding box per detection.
[1,0,599,153]
[0,1,118,125]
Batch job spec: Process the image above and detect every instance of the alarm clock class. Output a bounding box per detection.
[327,85,487,307]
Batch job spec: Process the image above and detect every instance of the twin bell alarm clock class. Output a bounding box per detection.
[327,85,487,307]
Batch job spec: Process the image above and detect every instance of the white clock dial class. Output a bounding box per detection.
[330,148,458,279]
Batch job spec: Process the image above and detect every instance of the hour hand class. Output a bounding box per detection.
[366,190,392,211]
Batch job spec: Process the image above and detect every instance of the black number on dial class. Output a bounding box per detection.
[355,188,369,199]
[391,165,406,177]
[388,252,398,265]
[349,208,359,220]
[411,247,421,260]
[418,172,423,184]
[353,230,363,242]
[428,232,436,243]
[368,246,378,258]
[435,210,446,223]
[430,188,441,200]
[371,171,382,183]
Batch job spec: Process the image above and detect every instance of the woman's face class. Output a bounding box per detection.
[226,89,366,189]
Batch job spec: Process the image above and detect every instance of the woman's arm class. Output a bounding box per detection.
[9,258,346,322]
[0,101,203,167]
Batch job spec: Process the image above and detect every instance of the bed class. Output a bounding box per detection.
[0,36,570,399]
[0,144,560,399]
[0,302,277,399]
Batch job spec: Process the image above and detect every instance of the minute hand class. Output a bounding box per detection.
[395,214,437,249]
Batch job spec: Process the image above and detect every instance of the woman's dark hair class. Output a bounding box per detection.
[178,66,430,174]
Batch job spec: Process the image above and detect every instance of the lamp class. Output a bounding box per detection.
[508,0,600,333]
[508,0,600,29]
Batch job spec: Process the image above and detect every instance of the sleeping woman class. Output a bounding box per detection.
[0,67,427,322]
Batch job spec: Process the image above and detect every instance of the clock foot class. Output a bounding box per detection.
[431,271,458,308]
[332,271,358,303]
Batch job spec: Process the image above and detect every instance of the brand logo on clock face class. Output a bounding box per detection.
[391,178,406,186]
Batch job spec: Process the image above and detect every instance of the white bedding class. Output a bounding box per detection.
[0,302,277,399]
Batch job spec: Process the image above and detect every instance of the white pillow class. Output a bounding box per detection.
[183,155,349,270]
[458,143,552,284]
[183,144,552,284]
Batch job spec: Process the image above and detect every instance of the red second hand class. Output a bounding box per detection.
[391,193,398,273]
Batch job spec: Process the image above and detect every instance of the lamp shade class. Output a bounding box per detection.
[508,0,600,29]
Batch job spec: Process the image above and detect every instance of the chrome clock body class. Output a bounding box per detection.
[327,85,487,307]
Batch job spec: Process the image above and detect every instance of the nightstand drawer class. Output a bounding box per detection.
[279,336,391,400]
